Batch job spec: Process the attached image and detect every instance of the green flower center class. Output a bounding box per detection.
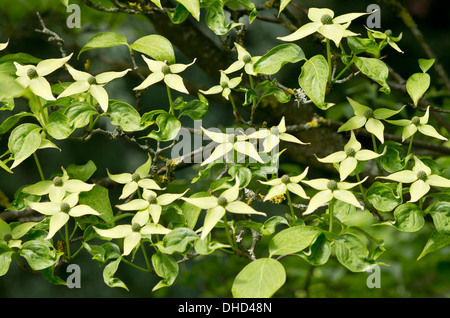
[53,176,63,187]
[3,233,12,242]
[411,116,420,126]
[385,29,392,37]
[147,194,157,204]
[327,180,338,191]
[270,126,280,135]
[88,76,97,85]
[321,14,333,25]
[220,81,229,89]
[27,68,38,79]
[161,64,171,75]
[131,173,141,182]
[345,147,356,157]
[217,196,228,207]
[416,170,428,181]
[131,223,141,232]
[363,109,374,119]
[242,54,252,64]
[281,175,290,184]
[60,202,71,213]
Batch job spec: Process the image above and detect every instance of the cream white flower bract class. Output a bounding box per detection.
[199,71,242,100]
[278,8,368,46]
[201,127,264,166]
[107,155,162,200]
[58,64,131,112]
[302,177,367,215]
[22,166,94,203]
[223,42,261,76]
[93,217,171,256]
[181,177,266,239]
[25,192,100,239]
[377,156,450,202]
[259,167,310,201]
[338,97,405,143]
[0,218,39,249]
[386,106,448,142]
[14,53,73,101]
[0,39,9,51]
[133,55,196,94]
[317,131,386,181]
[116,188,188,224]
[247,116,308,152]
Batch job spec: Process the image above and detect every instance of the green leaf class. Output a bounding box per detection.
[194,234,230,255]
[8,123,42,169]
[228,165,252,188]
[167,3,191,24]
[45,111,74,140]
[180,192,210,230]
[107,100,146,132]
[130,35,176,64]
[176,0,200,21]
[335,233,376,272]
[0,112,33,134]
[298,55,329,108]
[0,244,14,276]
[0,73,25,101]
[391,203,424,232]
[146,112,181,142]
[204,1,243,35]
[417,230,450,260]
[379,141,408,173]
[418,58,435,73]
[269,225,322,256]
[103,257,129,291]
[260,216,289,235]
[253,43,305,75]
[353,56,390,94]
[66,160,97,182]
[78,185,114,224]
[406,72,430,106]
[232,258,286,298]
[63,102,98,129]
[178,98,209,120]
[347,36,380,58]
[333,199,357,222]
[299,233,331,266]
[426,201,450,234]
[19,240,58,271]
[78,32,129,58]
[83,242,121,265]
[156,227,199,255]
[41,266,67,286]
[278,0,291,16]
[367,182,402,212]
[151,252,179,291]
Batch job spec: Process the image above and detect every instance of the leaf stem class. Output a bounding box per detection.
[329,197,335,233]
[407,134,414,156]
[65,222,71,259]
[222,214,236,250]
[356,173,370,209]
[326,38,332,83]
[332,55,354,84]
[285,190,296,220]
[33,152,45,181]
[121,257,151,273]
[229,94,240,122]
[166,84,174,115]
[371,134,382,173]
[140,242,152,272]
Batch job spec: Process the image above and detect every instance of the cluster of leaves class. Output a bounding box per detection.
[1,2,450,297]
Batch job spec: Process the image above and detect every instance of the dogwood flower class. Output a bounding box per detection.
[386,106,448,142]
[200,71,242,100]
[259,167,310,201]
[278,8,368,46]
[22,166,94,202]
[302,177,367,215]
[93,216,171,256]
[366,27,403,53]
[14,53,73,100]
[247,116,308,152]
[317,131,386,181]
[0,218,39,249]
[338,97,405,143]
[58,64,131,112]
[107,155,162,200]
[223,42,261,76]
[116,188,188,224]
[133,55,196,94]
[25,192,100,239]
[182,177,266,239]
[376,156,450,202]
[201,127,264,166]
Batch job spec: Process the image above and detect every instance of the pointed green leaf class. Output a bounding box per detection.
[335,233,376,272]
[0,112,33,135]
[426,201,450,234]
[299,233,331,266]
[151,252,179,291]
[298,55,329,108]
[269,225,322,256]
[107,100,147,132]
[417,230,450,260]
[367,182,402,212]
[8,123,42,169]
[156,227,199,255]
[45,111,74,140]
[78,185,114,224]
[103,257,129,291]
[253,43,305,75]
[130,35,175,64]
[232,258,286,298]
[204,1,243,35]
[19,240,58,271]
[66,160,97,182]
[0,244,14,276]
[406,72,430,106]
[176,0,200,21]
[354,56,390,94]
[418,58,435,73]
[79,32,129,58]
[147,112,181,142]
[391,203,425,232]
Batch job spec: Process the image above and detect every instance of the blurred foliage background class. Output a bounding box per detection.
[0,0,449,297]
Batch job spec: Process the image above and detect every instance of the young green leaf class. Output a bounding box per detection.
[353,56,390,94]
[298,55,330,109]
[8,123,42,169]
[78,32,129,58]
[107,100,147,132]
[406,72,430,106]
[19,240,59,271]
[417,230,450,260]
[146,112,182,142]
[232,258,286,298]
[334,233,376,272]
[269,225,322,256]
[252,43,305,75]
[151,253,179,291]
[103,257,129,291]
[427,201,450,234]
[176,0,200,21]
[130,35,176,64]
